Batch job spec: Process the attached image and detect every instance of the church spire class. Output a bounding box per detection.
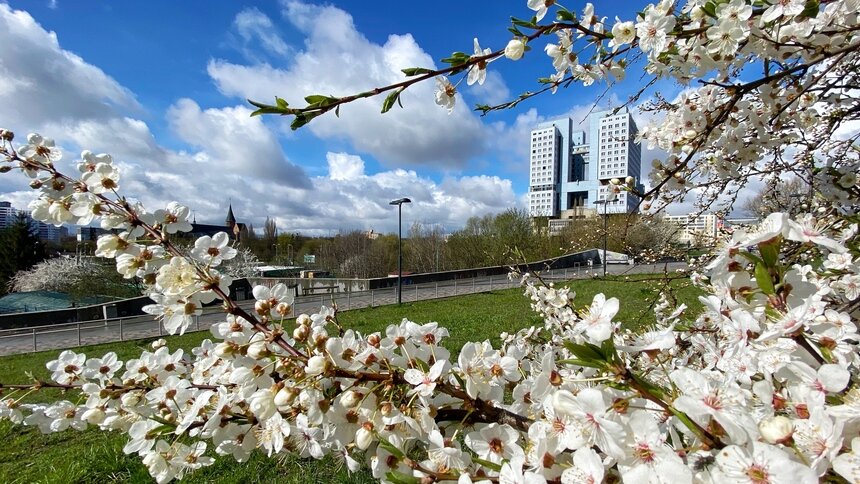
[226,202,236,227]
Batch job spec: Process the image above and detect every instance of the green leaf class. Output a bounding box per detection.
[378,438,405,459]
[799,0,820,19]
[754,262,776,296]
[381,89,403,114]
[441,52,471,65]
[555,9,576,22]
[384,471,420,484]
[738,250,765,267]
[304,94,331,105]
[701,1,717,18]
[248,98,292,117]
[473,457,503,472]
[290,111,322,130]
[401,67,434,76]
[413,358,429,373]
[508,26,524,37]
[556,358,607,369]
[510,16,538,29]
[758,238,780,268]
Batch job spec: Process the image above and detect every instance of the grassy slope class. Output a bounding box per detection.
[0,275,701,483]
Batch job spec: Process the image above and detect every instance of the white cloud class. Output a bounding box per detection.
[0,3,523,238]
[0,4,141,131]
[233,7,291,58]
[327,152,365,180]
[207,1,486,168]
[166,99,309,187]
[468,71,511,107]
[272,153,520,235]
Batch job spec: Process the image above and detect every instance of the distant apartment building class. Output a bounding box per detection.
[528,108,643,233]
[665,213,722,246]
[0,201,67,243]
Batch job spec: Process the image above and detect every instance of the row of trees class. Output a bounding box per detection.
[0,203,700,296]
[300,208,684,279]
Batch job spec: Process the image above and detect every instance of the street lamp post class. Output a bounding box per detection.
[594,200,608,277]
[389,197,412,304]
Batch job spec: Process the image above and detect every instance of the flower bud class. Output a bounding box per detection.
[293,325,310,341]
[625,176,635,185]
[610,178,620,185]
[29,179,42,189]
[151,338,167,350]
[305,355,326,376]
[82,407,106,425]
[247,341,270,359]
[121,392,142,407]
[355,424,374,450]
[297,314,312,327]
[255,299,271,316]
[273,386,295,407]
[0,129,12,141]
[214,342,235,358]
[504,38,526,60]
[275,302,291,317]
[758,415,794,444]
[0,165,12,173]
[341,390,363,408]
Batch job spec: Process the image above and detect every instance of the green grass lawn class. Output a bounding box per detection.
[0,274,701,483]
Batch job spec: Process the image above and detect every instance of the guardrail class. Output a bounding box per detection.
[0,271,546,356]
[0,262,683,356]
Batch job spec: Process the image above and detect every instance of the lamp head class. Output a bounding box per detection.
[389,197,412,206]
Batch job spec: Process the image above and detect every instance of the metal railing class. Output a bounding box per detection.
[0,271,555,356]
[0,262,684,356]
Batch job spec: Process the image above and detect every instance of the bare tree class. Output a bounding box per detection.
[743,177,810,218]
[318,231,391,278]
[406,222,447,273]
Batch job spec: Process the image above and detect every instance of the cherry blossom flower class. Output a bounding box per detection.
[526,0,554,22]
[467,38,492,86]
[404,360,447,397]
[714,442,817,483]
[576,293,619,344]
[434,77,456,113]
[190,232,237,266]
[46,350,86,385]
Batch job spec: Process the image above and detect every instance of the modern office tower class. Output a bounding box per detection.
[527,107,642,226]
[527,118,569,217]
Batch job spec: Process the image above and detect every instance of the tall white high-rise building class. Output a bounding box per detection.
[527,108,642,221]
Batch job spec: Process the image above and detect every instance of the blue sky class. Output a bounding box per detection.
[0,1,680,235]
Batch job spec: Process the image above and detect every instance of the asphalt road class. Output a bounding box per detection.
[0,262,686,356]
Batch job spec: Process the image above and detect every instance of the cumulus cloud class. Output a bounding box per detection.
[207,1,486,168]
[166,99,309,187]
[0,4,141,131]
[269,153,520,235]
[232,7,291,59]
[0,3,524,237]
[468,71,512,107]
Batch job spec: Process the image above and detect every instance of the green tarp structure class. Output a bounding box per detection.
[0,291,109,314]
